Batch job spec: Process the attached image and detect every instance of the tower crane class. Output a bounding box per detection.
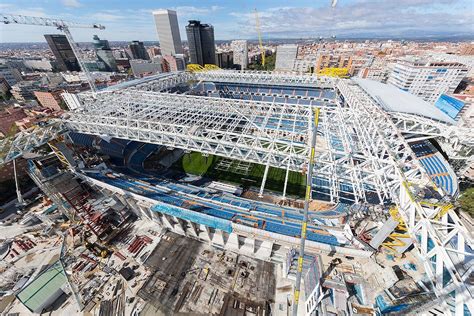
[1,13,105,93]
[254,9,265,67]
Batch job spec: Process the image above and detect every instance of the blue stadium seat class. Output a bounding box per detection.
[69,132,95,147]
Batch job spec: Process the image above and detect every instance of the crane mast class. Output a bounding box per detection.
[1,13,105,93]
[254,9,265,67]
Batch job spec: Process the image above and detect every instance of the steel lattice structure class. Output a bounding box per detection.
[338,80,473,315]
[0,122,64,163]
[65,90,397,204]
[0,70,472,315]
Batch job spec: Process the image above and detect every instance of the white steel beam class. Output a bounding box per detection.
[338,80,473,316]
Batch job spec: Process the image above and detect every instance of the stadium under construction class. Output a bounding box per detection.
[1,70,473,315]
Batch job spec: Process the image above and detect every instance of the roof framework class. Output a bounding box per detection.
[0,71,472,315]
[338,80,473,315]
[66,86,393,204]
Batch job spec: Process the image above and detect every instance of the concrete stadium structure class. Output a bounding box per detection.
[0,70,473,315]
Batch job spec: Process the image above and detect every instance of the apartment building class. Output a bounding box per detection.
[388,59,468,104]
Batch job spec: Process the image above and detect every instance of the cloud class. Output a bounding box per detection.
[174,5,222,18]
[89,12,125,22]
[229,0,473,38]
[61,0,81,8]
[0,3,13,9]
[9,7,48,17]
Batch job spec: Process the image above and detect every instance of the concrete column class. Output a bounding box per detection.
[161,214,174,230]
[255,240,274,260]
[212,229,226,246]
[226,232,240,251]
[199,224,211,242]
[259,163,271,198]
[128,198,151,221]
[188,221,199,237]
[241,236,255,256]
[139,204,153,220]
[205,226,214,242]
[173,216,186,234]
[150,209,163,225]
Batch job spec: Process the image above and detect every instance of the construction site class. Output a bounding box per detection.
[0,10,473,316]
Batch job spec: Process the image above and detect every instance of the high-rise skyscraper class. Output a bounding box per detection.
[129,41,149,60]
[186,20,216,66]
[93,35,117,72]
[153,9,183,56]
[44,34,80,72]
[231,40,248,70]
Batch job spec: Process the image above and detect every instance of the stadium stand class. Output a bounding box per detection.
[85,171,344,247]
[410,141,458,196]
[68,132,95,147]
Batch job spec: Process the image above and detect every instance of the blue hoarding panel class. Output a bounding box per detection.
[435,94,465,120]
[151,203,233,233]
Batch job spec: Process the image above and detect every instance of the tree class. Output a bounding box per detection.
[248,54,276,71]
[458,187,474,217]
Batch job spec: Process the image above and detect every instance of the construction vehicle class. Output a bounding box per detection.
[254,9,265,67]
[86,241,110,258]
[1,13,105,93]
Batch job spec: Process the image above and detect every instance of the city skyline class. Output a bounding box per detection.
[0,0,473,43]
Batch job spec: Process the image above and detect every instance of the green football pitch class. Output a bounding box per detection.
[176,152,306,196]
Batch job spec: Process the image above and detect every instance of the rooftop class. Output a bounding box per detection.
[16,260,67,313]
[353,78,456,124]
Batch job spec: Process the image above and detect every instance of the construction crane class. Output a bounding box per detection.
[254,9,265,67]
[292,108,320,316]
[1,13,105,93]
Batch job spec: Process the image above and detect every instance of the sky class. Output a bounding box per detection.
[0,0,473,43]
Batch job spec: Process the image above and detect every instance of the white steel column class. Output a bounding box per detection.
[282,163,290,199]
[259,163,270,197]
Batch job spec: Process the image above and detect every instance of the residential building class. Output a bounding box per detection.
[93,35,117,72]
[231,40,248,70]
[115,58,131,72]
[23,59,53,72]
[358,58,392,83]
[315,54,353,73]
[129,60,162,77]
[275,45,298,71]
[129,41,149,60]
[460,43,474,55]
[388,59,468,104]
[0,78,10,99]
[186,20,216,66]
[44,34,80,72]
[34,91,63,111]
[293,56,318,73]
[215,51,233,69]
[163,54,186,72]
[10,81,40,101]
[349,56,372,76]
[0,106,27,136]
[147,47,161,58]
[0,62,22,86]
[428,53,474,77]
[153,9,183,56]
